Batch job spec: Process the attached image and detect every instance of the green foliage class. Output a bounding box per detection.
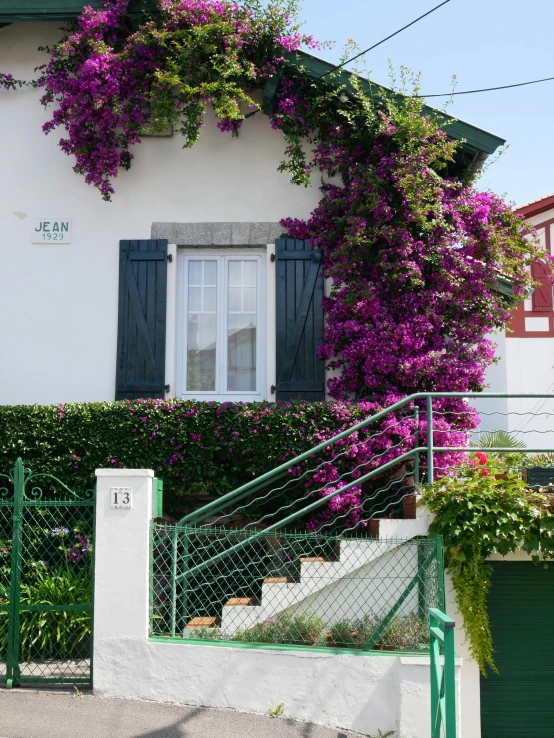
[0,564,92,661]
[185,626,221,640]
[0,400,376,516]
[326,613,427,650]
[378,613,428,651]
[230,611,428,650]
[232,612,326,645]
[423,454,554,674]
[477,431,527,450]
[268,702,285,718]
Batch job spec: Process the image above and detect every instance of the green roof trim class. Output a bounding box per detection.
[0,0,141,21]
[285,51,506,157]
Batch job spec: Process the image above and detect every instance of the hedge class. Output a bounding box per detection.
[0,399,388,518]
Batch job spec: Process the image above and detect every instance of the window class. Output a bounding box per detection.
[177,250,265,399]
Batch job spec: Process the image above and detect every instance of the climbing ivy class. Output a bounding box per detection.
[423,451,554,674]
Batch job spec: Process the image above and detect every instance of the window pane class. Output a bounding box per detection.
[228,315,256,391]
[228,261,241,287]
[187,315,217,391]
[187,260,217,392]
[204,261,217,285]
[242,261,256,286]
[243,287,256,313]
[188,286,201,312]
[227,260,257,392]
[188,261,202,285]
[204,287,217,313]
[228,287,241,312]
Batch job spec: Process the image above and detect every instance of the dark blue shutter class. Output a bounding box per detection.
[275,238,325,401]
[115,240,168,400]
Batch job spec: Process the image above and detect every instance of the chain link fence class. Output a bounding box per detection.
[0,463,94,686]
[151,523,441,651]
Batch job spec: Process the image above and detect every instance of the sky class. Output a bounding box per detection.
[299,0,553,208]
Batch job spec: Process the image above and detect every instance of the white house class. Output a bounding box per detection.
[0,8,545,738]
[0,13,506,408]
[478,193,554,446]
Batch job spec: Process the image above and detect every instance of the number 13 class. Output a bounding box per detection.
[113,489,130,505]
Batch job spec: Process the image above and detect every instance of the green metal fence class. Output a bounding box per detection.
[148,392,554,661]
[430,608,456,738]
[170,393,554,549]
[151,524,443,650]
[0,459,95,688]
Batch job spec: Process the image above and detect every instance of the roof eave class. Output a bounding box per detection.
[283,50,506,157]
[516,194,554,218]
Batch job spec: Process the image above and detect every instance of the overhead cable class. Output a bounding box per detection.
[419,75,554,98]
[318,0,453,79]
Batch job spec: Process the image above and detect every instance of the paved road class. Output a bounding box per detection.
[0,690,368,738]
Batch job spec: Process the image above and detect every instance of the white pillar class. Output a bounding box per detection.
[93,468,154,692]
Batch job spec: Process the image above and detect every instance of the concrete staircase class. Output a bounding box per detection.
[208,505,434,637]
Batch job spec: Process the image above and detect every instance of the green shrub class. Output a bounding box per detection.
[327,613,428,650]
[0,563,92,661]
[0,400,378,517]
[230,611,428,650]
[232,612,326,645]
[325,618,360,647]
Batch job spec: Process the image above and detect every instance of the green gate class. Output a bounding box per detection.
[0,459,95,688]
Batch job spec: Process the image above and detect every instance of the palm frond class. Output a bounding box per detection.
[477,430,527,450]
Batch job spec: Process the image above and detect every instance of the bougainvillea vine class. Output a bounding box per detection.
[35,0,323,199]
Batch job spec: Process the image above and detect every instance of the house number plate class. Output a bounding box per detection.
[111,487,132,509]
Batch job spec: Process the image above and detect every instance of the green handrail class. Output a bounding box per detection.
[176,392,423,526]
[430,608,456,738]
[177,392,554,527]
[173,447,424,583]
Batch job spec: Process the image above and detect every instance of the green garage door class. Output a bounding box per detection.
[481,562,554,738]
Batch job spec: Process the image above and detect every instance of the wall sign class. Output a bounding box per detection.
[111,487,132,509]
[32,218,72,243]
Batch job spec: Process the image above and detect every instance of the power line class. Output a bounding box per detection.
[318,0,453,79]
[420,75,554,98]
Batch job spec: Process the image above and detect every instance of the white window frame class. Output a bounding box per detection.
[176,249,266,401]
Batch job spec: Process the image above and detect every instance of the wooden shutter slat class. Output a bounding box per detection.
[126,262,159,378]
[275,239,325,401]
[115,240,168,400]
[281,257,321,381]
[128,252,166,261]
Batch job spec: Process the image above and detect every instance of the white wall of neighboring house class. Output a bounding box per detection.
[482,204,554,448]
[0,22,321,406]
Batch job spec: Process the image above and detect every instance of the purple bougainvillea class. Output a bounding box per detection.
[33,0,322,200]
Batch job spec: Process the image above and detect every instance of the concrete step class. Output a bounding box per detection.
[220,504,433,637]
[185,616,221,637]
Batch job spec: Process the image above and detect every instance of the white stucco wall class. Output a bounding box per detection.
[481,203,554,445]
[95,637,450,737]
[504,337,554,448]
[0,22,321,406]
[480,329,554,449]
